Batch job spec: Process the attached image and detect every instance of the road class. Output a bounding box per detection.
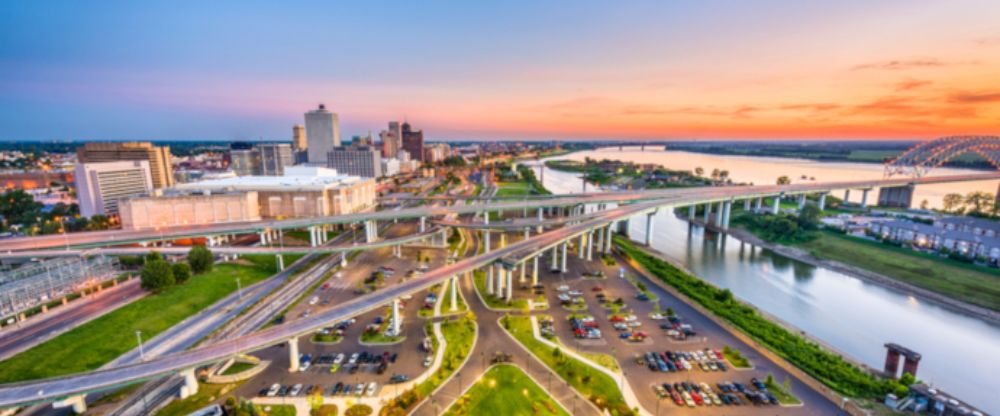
[4,172,997,252]
[2,173,999,407]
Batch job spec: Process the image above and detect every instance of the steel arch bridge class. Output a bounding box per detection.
[885,135,1000,177]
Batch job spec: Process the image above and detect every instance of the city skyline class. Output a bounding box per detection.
[2,1,999,141]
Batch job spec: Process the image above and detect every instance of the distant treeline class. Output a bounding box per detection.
[0,140,251,156]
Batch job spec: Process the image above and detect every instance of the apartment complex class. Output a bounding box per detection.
[76,142,174,188]
[75,161,154,217]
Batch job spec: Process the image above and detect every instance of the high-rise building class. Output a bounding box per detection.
[76,142,174,189]
[230,148,262,176]
[292,124,307,151]
[305,104,340,164]
[423,143,451,163]
[401,122,425,162]
[327,146,383,178]
[75,161,154,218]
[380,121,402,159]
[258,143,294,176]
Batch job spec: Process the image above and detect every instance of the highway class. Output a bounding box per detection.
[6,172,998,252]
[1,172,998,407]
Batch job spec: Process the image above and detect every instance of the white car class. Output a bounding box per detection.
[355,383,365,396]
[423,356,433,367]
[333,353,345,364]
[567,290,583,296]
[348,353,359,365]
[366,382,377,396]
[556,285,569,292]
[266,383,280,397]
[308,296,319,306]
[289,384,303,396]
[650,313,665,320]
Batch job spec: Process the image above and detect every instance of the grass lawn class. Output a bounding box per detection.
[765,377,803,405]
[382,317,476,414]
[502,315,634,416]
[473,270,529,311]
[222,361,257,375]
[797,230,1000,311]
[157,381,244,416]
[311,332,343,344]
[495,181,533,197]
[0,256,279,383]
[262,404,297,416]
[443,364,569,416]
[442,278,468,313]
[722,346,752,369]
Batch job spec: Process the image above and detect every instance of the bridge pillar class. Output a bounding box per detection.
[818,193,828,210]
[688,205,696,220]
[596,227,605,253]
[366,220,378,243]
[276,254,285,271]
[861,188,870,209]
[550,246,558,271]
[586,231,594,261]
[605,224,613,253]
[524,227,530,240]
[715,201,724,225]
[179,367,199,399]
[702,203,711,223]
[843,189,850,202]
[505,268,513,301]
[536,208,544,233]
[722,201,732,230]
[450,276,458,311]
[259,231,268,246]
[500,233,506,249]
[772,196,781,214]
[487,265,495,294]
[755,197,763,211]
[53,394,87,414]
[578,234,586,259]
[617,218,630,237]
[743,199,751,211]
[532,256,539,285]
[288,337,300,372]
[645,210,658,246]
[878,185,915,208]
[419,217,426,233]
[309,226,317,247]
[484,231,491,253]
[496,266,504,294]
[391,298,401,335]
[341,253,348,267]
[797,194,806,210]
[561,243,568,273]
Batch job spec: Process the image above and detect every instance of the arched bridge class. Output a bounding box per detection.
[885,135,1000,177]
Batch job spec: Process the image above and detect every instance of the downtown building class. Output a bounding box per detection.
[305,104,341,164]
[118,191,260,230]
[75,160,154,218]
[76,142,174,188]
[401,122,424,162]
[327,146,383,178]
[379,121,402,159]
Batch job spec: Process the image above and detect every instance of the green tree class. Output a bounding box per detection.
[140,259,175,292]
[942,193,964,212]
[145,251,163,263]
[187,246,214,274]
[797,204,821,230]
[172,262,192,284]
[964,191,994,214]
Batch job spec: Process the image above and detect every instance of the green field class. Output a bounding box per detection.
[382,317,476,414]
[502,315,634,415]
[443,364,569,416]
[495,181,533,197]
[0,255,281,383]
[473,270,529,310]
[798,230,1000,311]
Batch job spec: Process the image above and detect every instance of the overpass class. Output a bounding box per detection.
[1,172,999,408]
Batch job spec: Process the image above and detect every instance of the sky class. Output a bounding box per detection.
[1,0,999,142]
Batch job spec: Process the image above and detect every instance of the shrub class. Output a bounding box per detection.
[140,259,174,292]
[172,262,192,284]
[344,404,372,416]
[188,246,214,274]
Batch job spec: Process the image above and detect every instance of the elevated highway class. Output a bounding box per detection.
[1,173,999,408]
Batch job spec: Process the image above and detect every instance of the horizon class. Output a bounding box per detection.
[2,1,998,141]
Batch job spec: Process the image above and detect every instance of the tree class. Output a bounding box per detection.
[188,246,214,274]
[919,199,929,210]
[694,167,704,177]
[146,251,163,263]
[963,191,994,215]
[797,204,821,230]
[172,262,192,284]
[942,193,964,212]
[141,259,175,292]
[776,175,791,185]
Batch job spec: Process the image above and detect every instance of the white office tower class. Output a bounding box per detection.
[305,104,340,164]
[75,160,154,218]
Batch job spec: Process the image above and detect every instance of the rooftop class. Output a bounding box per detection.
[174,166,369,192]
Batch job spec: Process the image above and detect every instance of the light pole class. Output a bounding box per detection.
[236,277,243,300]
[135,330,145,361]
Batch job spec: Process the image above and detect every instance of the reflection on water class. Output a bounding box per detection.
[530,156,1000,414]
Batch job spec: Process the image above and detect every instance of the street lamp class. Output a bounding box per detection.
[135,330,146,361]
[236,277,243,300]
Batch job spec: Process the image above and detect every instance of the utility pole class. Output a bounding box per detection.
[136,330,145,361]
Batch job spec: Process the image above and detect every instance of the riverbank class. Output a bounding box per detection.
[696,218,1000,325]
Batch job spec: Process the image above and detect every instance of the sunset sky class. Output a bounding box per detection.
[2,0,999,141]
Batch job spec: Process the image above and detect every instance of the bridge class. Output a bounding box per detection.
[2,172,1000,409]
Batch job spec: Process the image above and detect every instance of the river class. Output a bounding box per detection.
[530,148,1000,414]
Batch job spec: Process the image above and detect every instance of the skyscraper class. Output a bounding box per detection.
[380,121,401,159]
[401,122,424,162]
[305,104,340,164]
[76,142,174,188]
[292,124,307,151]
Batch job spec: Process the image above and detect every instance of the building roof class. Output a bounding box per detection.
[174,166,370,192]
[877,219,1000,248]
[936,215,1000,231]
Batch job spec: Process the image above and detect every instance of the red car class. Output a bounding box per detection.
[591,286,604,292]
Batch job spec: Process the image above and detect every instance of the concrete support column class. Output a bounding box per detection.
[288,337,300,372]
[496,267,505,294]
[484,231,491,253]
[487,265,495,294]
[419,217,426,233]
[561,243,568,273]
[596,227,605,253]
[524,227,530,240]
[844,189,851,202]
[505,268,513,301]
[519,262,526,283]
[703,203,711,223]
[743,199,751,211]
[53,394,87,414]
[772,196,781,214]
[688,205,696,220]
[500,233,506,248]
[179,367,199,399]
[722,201,732,230]
[819,193,828,211]
[755,197,763,211]
[586,231,594,261]
[259,231,268,246]
[797,194,806,209]
[861,189,870,208]
[532,256,539,285]
[715,201,724,225]
[365,220,378,243]
[450,276,458,311]
[550,246,558,271]
[391,298,401,335]
[605,224,613,253]
[645,211,657,246]
[578,234,586,259]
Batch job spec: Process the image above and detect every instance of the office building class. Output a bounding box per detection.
[327,146,383,178]
[175,166,375,218]
[75,161,154,217]
[305,104,340,164]
[119,191,260,230]
[76,142,174,188]
[401,122,425,162]
[380,121,402,159]
[230,148,262,176]
[424,143,451,163]
[259,143,294,176]
[292,124,307,151]
[381,158,400,177]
